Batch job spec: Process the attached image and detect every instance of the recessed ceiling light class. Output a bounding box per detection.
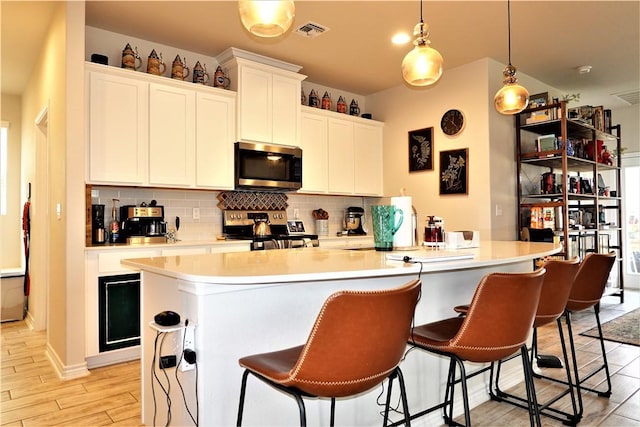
[392,32,411,45]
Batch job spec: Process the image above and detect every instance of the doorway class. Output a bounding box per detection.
[29,106,50,332]
[622,153,640,287]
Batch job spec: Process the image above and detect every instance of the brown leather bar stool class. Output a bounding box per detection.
[489,258,581,424]
[407,269,545,427]
[236,279,422,427]
[534,251,617,419]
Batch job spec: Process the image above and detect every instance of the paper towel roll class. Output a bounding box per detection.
[391,196,414,249]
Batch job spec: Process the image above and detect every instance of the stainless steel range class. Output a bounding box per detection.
[222,209,319,250]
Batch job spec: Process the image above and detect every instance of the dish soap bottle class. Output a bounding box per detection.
[109,198,120,243]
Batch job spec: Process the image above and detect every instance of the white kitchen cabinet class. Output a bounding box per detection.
[299,111,329,193]
[195,92,236,189]
[300,106,384,196]
[328,118,356,194]
[149,83,196,186]
[354,122,384,195]
[87,69,149,185]
[220,50,305,146]
[86,63,236,190]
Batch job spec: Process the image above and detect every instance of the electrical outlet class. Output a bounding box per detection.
[179,324,196,372]
[159,355,177,369]
[192,207,200,220]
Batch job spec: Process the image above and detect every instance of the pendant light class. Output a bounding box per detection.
[494,0,529,114]
[401,0,443,86]
[238,1,295,38]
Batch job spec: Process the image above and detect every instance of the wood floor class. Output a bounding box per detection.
[2,291,639,426]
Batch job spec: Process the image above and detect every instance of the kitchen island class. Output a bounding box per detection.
[122,241,560,427]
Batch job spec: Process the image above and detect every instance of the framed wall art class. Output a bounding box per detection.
[439,148,468,195]
[408,127,434,172]
[528,92,549,108]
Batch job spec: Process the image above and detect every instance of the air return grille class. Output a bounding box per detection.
[612,90,640,105]
[294,21,330,38]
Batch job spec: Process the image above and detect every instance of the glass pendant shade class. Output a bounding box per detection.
[402,42,444,86]
[402,22,443,86]
[238,1,295,38]
[494,66,529,115]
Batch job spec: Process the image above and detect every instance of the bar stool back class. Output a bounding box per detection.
[407,269,545,427]
[490,258,581,424]
[546,252,617,413]
[236,279,422,426]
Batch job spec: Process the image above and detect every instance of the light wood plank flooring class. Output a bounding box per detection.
[2,292,639,426]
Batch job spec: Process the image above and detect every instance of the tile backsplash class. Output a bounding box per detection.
[91,186,382,241]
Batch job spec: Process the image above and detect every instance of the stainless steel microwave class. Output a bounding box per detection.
[234,141,303,191]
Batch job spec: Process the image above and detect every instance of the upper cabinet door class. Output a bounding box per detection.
[196,92,236,189]
[271,74,300,146]
[233,59,304,146]
[148,83,196,186]
[87,71,149,184]
[354,122,383,196]
[237,66,272,143]
[327,118,355,194]
[299,112,329,193]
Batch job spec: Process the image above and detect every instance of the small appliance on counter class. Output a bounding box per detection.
[222,209,318,250]
[423,216,445,248]
[91,204,107,244]
[119,204,167,244]
[445,231,480,249]
[344,207,366,235]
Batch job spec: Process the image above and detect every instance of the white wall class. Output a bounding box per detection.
[613,104,639,154]
[365,57,573,242]
[1,94,23,269]
[21,2,89,377]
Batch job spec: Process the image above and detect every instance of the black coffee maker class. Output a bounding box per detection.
[344,207,366,235]
[92,204,107,244]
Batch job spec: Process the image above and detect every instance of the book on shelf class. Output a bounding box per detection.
[529,206,555,230]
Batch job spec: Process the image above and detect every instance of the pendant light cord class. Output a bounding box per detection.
[420,0,424,37]
[507,0,512,66]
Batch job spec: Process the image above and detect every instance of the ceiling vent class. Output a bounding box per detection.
[294,21,330,38]
[612,90,640,105]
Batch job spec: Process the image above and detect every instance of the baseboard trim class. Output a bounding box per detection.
[86,346,140,369]
[46,343,90,380]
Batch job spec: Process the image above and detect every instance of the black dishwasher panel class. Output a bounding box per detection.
[98,273,140,352]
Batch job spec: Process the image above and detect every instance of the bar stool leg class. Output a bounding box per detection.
[382,368,412,427]
[520,345,542,427]
[237,369,250,427]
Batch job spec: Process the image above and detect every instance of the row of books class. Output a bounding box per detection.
[530,207,556,229]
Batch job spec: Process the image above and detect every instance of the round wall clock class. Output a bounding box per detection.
[441,109,465,136]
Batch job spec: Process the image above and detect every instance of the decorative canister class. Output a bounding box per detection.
[349,99,360,116]
[192,61,210,85]
[308,89,320,108]
[171,55,189,80]
[121,43,141,70]
[213,66,230,89]
[336,96,347,114]
[321,91,332,110]
[301,89,307,105]
[146,49,166,76]
[315,219,329,236]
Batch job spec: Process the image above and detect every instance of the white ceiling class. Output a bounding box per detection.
[2,1,639,109]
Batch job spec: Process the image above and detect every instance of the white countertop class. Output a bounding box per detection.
[122,240,561,285]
